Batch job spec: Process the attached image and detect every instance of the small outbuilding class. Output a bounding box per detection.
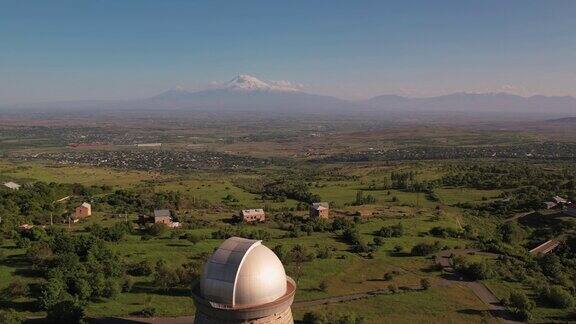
[73,202,92,220]
[310,202,330,219]
[153,209,180,228]
[552,196,569,205]
[240,209,266,222]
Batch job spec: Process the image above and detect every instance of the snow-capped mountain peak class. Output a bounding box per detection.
[224,74,300,92]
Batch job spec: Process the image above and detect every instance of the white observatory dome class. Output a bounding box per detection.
[200,237,288,307]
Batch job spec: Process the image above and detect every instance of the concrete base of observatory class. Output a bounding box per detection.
[192,278,296,324]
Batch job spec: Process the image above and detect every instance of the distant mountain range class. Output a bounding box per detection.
[4,74,576,116]
[365,92,576,114]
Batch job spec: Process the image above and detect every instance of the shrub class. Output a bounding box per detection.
[375,223,404,238]
[319,280,329,292]
[411,242,440,256]
[103,279,121,298]
[38,278,66,310]
[540,286,574,309]
[2,279,28,299]
[183,233,203,244]
[153,260,179,290]
[463,262,493,280]
[316,246,332,259]
[147,223,168,237]
[127,260,155,276]
[122,276,134,293]
[47,300,85,324]
[0,309,23,324]
[508,291,534,311]
[420,278,431,290]
[138,307,156,318]
[15,236,31,249]
[302,311,327,324]
[429,226,461,238]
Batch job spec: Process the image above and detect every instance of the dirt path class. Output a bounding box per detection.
[504,211,534,223]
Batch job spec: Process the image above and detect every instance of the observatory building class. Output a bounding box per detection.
[192,237,296,323]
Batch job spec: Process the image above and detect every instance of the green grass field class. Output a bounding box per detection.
[0,158,571,323]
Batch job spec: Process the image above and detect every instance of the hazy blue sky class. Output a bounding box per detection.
[1,0,575,103]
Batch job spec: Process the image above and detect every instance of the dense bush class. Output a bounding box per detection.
[0,309,23,324]
[47,300,85,324]
[375,223,404,238]
[429,226,461,238]
[411,242,441,256]
[452,256,494,280]
[539,285,574,309]
[127,260,155,276]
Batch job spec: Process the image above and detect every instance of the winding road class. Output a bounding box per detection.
[436,249,522,324]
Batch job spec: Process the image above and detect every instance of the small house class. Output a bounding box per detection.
[73,202,92,220]
[552,196,569,205]
[154,209,172,224]
[310,202,330,219]
[153,209,180,228]
[240,209,266,222]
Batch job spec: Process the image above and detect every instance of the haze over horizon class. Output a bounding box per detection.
[2,0,576,104]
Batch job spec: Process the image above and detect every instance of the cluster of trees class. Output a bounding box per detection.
[341,225,381,254]
[271,212,335,238]
[9,227,126,321]
[474,235,576,320]
[2,221,208,323]
[442,162,576,191]
[152,260,202,291]
[261,180,321,203]
[87,222,132,242]
[106,189,200,213]
[0,182,77,232]
[390,171,416,189]
[458,185,561,216]
[410,241,442,256]
[429,226,462,239]
[319,143,576,163]
[451,256,494,280]
[211,227,271,241]
[351,190,376,206]
[233,176,321,204]
[272,244,322,283]
[374,223,404,238]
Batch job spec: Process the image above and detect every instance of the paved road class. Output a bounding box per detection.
[436,249,523,324]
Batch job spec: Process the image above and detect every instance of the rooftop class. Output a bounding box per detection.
[311,202,329,210]
[154,209,171,218]
[3,182,21,190]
